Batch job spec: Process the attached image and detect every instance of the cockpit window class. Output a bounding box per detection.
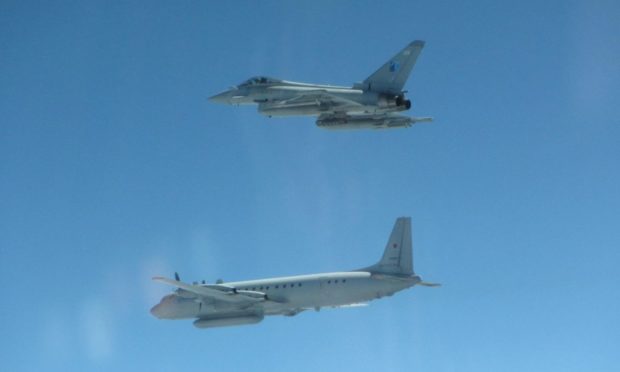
[239,76,278,86]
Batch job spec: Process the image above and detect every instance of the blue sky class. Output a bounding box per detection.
[1,1,619,371]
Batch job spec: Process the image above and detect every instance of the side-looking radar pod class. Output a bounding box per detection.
[193,315,264,329]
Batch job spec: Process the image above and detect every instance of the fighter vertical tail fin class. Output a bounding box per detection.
[359,217,413,275]
[362,41,425,95]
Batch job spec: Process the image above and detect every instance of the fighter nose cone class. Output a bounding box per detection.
[209,90,232,103]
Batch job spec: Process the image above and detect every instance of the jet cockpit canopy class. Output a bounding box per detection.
[238,76,280,87]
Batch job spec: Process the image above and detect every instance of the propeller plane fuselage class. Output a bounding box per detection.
[151,217,439,329]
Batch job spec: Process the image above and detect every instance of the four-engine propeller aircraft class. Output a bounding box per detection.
[209,41,432,130]
[151,217,439,329]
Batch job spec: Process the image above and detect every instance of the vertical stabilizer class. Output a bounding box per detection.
[359,217,414,275]
[362,41,425,95]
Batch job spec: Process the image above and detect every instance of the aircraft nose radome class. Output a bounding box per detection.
[209,90,232,103]
[150,303,165,319]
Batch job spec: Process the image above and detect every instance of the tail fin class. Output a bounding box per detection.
[362,40,425,95]
[360,217,414,275]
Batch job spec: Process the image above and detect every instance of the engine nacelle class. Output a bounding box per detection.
[175,289,198,299]
[193,314,264,329]
[395,95,412,110]
[377,95,398,109]
[378,94,411,111]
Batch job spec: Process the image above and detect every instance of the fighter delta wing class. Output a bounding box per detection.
[259,90,364,116]
[210,40,432,130]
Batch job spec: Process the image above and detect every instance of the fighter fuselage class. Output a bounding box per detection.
[210,80,411,117]
[209,40,429,130]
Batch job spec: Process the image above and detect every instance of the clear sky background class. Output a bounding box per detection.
[1,1,619,371]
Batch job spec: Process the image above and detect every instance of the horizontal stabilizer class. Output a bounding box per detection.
[413,117,433,123]
[417,281,441,287]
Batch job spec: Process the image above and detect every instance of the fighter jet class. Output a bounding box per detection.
[209,41,432,130]
[151,217,439,329]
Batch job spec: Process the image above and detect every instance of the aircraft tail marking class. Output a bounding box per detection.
[359,217,414,275]
[363,40,425,95]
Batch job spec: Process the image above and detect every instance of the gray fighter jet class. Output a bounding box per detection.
[209,41,432,130]
[151,217,439,329]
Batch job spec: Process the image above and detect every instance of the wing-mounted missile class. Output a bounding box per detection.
[316,113,432,130]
